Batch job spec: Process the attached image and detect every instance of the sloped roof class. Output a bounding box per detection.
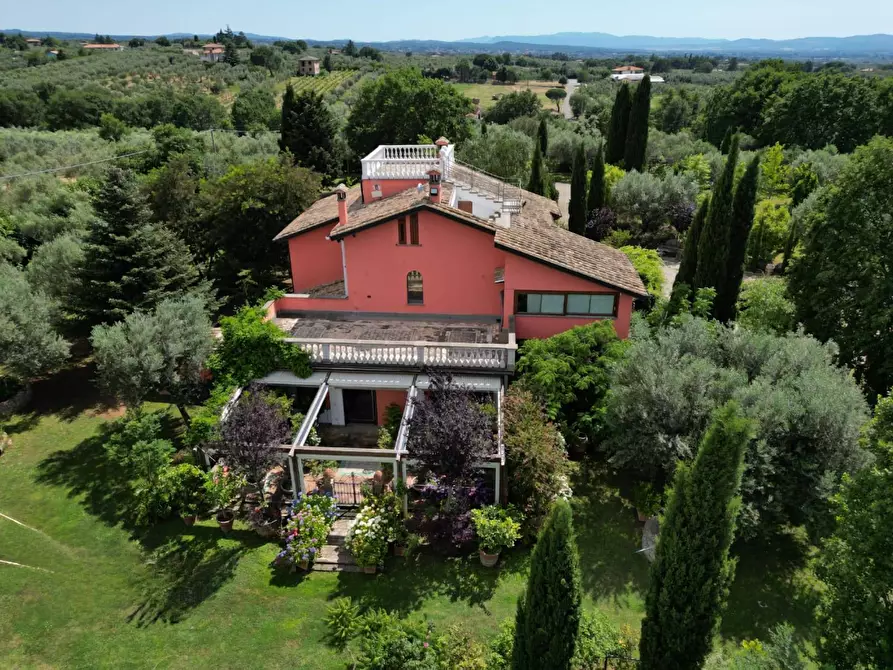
[496,214,648,297]
[274,169,645,297]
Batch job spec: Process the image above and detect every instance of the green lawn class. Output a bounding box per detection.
[0,366,820,668]
[453,81,565,112]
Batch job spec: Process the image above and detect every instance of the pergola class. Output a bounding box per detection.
[216,370,506,510]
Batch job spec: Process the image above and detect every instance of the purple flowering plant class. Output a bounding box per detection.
[272,492,338,568]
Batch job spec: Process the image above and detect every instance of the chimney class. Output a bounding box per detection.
[427,169,442,204]
[335,183,349,227]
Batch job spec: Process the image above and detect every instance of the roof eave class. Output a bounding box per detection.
[328,203,495,241]
[494,241,649,298]
[273,217,338,242]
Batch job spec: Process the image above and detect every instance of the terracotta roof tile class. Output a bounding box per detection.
[496,214,648,297]
[273,184,362,240]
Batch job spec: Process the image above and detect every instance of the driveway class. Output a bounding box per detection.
[562,78,578,119]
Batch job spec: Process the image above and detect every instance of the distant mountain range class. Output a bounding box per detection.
[458,32,893,55]
[5,29,893,57]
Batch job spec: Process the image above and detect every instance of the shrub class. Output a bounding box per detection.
[736,278,797,334]
[503,385,572,539]
[516,321,627,449]
[470,505,522,554]
[275,492,338,568]
[619,245,664,300]
[164,463,210,518]
[325,597,360,649]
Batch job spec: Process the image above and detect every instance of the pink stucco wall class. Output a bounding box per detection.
[361,179,425,202]
[375,390,407,426]
[502,252,633,339]
[287,225,343,292]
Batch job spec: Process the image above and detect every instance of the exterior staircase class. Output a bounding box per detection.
[450,160,523,213]
[312,512,362,572]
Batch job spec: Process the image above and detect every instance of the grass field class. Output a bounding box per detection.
[0,365,821,668]
[453,81,566,111]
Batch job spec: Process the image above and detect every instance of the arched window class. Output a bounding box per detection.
[407,270,423,305]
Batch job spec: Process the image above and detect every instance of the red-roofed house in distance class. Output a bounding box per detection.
[248,139,646,524]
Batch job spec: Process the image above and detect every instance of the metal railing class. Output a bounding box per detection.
[450,160,523,213]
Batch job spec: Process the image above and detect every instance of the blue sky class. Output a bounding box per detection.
[3,0,889,42]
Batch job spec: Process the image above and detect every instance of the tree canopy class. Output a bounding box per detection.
[345,69,472,157]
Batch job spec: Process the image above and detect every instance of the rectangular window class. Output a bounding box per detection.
[409,214,419,245]
[517,292,617,316]
[397,217,406,245]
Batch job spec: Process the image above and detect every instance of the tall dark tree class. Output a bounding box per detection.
[223,42,239,66]
[527,142,545,196]
[568,143,588,235]
[624,75,652,172]
[716,155,760,323]
[343,39,357,57]
[511,499,582,670]
[719,127,733,154]
[605,83,632,165]
[694,134,740,296]
[279,85,339,179]
[586,145,606,214]
[75,168,203,327]
[674,195,709,293]
[537,117,549,154]
[639,401,753,670]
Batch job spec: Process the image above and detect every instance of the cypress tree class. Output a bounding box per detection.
[279,86,339,179]
[715,155,760,323]
[605,83,631,166]
[512,499,582,670]
[75,168,202,327]
[568,143,588,235]
[624,75,652,172]
[537,117,548,155]
[719,127,732,154]
[693,133,740,295]
[586,145,606,214]
[481,118,488,136]
[674,195,710,293]
[639,401,753,670]
[527,142,545,196]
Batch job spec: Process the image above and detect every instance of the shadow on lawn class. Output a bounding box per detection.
[571,463,650,606]
[127,524,261,626]
[722,529,821,644]
[328,547,531,616]
[35,419,259,625]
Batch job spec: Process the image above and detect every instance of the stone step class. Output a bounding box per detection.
[327,517,356,545]
[311,543,359,572]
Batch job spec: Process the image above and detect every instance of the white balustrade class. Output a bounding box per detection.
[291,337,512,370]
[361,144,455,181]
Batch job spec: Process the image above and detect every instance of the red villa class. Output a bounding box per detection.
[239,139,645,514]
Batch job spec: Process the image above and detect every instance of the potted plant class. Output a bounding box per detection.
[630,482,662,522]
[471,505,522,567]
[272,492,338,572]
[204,466,245,533]
[345,502,390,573]
[163,463,210,526]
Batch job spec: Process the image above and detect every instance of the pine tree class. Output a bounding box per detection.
[624,75,652,172]
[279,85,339,179]
[694,134,740,296]
[586,145,606,215]
[527,142,545,196]
[511,499,582,670]
[715,155,760,323]
[568,143,588,235]
[639,401,753,670]
[322,53,332,72]
[223,42,239,66]
[605,83,632,166]
[537,117,549,155]
[75,168,202,327]
[674,195,710,293]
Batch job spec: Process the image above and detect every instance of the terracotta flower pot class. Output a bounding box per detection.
[363,565,377,574]
[479,549,501,567]
[394,545,406,557]
[298,559,310,571]
[216,509,235,533]
[182,515,197,526]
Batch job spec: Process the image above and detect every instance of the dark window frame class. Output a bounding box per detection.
[407,270,424,305]
[515,290,619,318]
[397,217,407,245]
[409,213,420,245]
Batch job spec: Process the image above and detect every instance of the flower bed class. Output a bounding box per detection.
[273,492,338,570]
[345,491,403,569]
